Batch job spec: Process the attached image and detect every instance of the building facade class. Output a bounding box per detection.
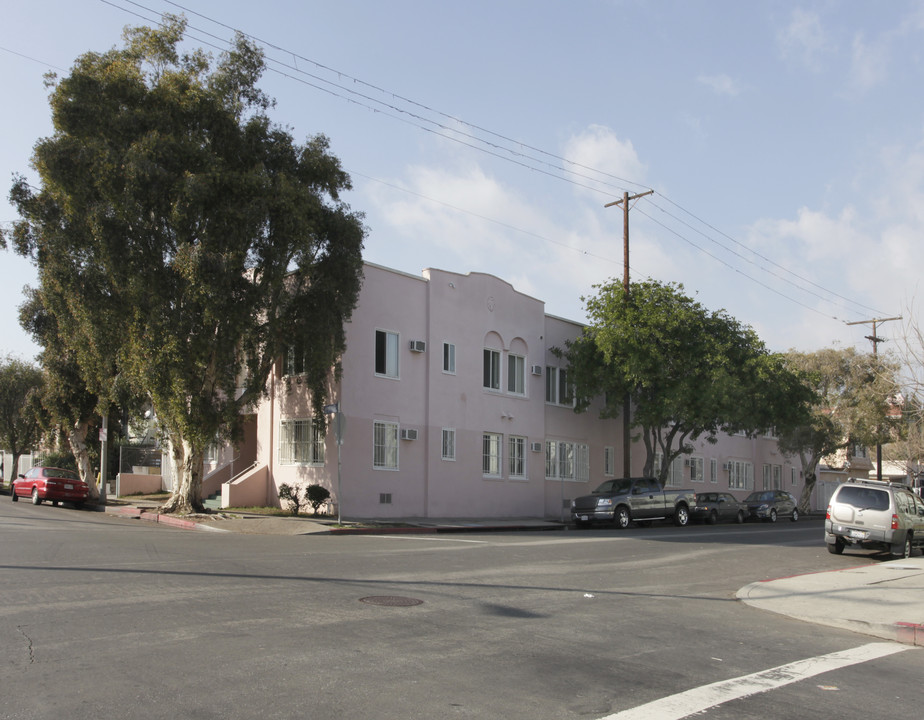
[201,262,815,519]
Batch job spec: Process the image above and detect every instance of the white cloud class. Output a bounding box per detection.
[849,33,890,92]
[778,8,833,71]
[561,125,648,198]
[697,73,741,96]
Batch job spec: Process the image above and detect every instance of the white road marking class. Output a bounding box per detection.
[601,642,915,720]
[378,535,489,544]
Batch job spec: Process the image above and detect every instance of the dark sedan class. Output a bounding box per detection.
[11,466,89,507]
[744,489,799,522]
[691,492,747,524]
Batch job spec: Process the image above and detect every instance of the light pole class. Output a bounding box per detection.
[323,403,343,523]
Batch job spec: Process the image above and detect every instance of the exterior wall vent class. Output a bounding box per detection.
[379,493,392,504]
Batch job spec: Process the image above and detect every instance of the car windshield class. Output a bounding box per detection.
[836,486,890,512]
[745,491,775,503]
[43,468,79,482]
[592,478,634,494]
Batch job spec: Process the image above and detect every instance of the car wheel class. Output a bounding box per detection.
[707,510,718,525]
[892,534,913,559]
[768,508,777,523]
[673,505,690,527]
[827,539,845,555]
[736,510,744,524]
[791,508,799,522]
[31,487,42,505]
[613,506,631,529]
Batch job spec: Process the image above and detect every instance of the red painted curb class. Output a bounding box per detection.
[895,622,924,647]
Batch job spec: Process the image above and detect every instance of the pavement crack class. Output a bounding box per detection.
[17,625,35,663]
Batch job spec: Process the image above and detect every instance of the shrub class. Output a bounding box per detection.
[277,483,303,516]
[305,484,331,515]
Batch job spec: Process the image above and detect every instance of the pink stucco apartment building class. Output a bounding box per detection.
[206,261,812,519]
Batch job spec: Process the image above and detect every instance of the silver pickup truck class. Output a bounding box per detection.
[570,477,695,528]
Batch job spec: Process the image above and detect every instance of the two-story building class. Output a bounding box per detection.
[195,261,811,519]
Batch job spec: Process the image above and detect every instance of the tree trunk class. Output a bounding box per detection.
[68,419,100,500]
[160,436,205,514]
[797,452,820,513]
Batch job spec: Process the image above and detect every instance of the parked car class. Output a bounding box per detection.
[691,492,747,524]
[744,490,799,522]
[571,477,696,528]
[10,466,89,507]
[825,479,924,558]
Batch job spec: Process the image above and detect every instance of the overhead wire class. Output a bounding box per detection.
[29,0,889,325]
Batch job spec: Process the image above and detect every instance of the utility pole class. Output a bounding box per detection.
[845,316,901,481]
[605,189,654,477]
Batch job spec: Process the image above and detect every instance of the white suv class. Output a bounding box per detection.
[825,479,924,558]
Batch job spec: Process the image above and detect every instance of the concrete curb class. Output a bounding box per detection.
[104,505,229,532]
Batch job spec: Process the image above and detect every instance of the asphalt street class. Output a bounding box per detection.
[1,500,920,719]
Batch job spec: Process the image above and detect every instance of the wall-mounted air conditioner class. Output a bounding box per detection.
[531,365,543,376]
[400,428,418,441]
[530,442,543,453]
[409,340,426,353]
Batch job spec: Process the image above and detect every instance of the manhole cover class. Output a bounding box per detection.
[359,596,424,607]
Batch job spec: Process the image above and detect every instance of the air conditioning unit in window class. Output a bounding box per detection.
[683,458,691,467]
[530,442,543,453]
[400,428,418,441]
[531,365,543,376]
[409,340,426,353]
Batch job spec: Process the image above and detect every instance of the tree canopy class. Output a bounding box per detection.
[778,346,903,510]
[0,355,44,485]
[7,15,366,513]
[561,279,814,485]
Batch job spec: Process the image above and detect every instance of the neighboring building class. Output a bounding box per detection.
[202,262,810,519]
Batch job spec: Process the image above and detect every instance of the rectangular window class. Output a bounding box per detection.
[545,366,574,406]
[654,451,663,479]
[558,442,575,480]
[729,460,754,490]
[483,432,502,476]
[710,458,718,484]
[483,349,501,391]
[279,419,325,465]
[762,464,771,490]
[373,420,399,469]
[791,467,797,485]
[442,342,456,374]
[773,464,782,490]
[604,447,615,476]
[666,456,685,487]
[690,457,704,483]
[508,436,526,478]
[375,330,399,378]
[545,440,557,479]
[575,443,589,483]
[507,354,526,395]
[283,344,308,376]
[441,428,455,461]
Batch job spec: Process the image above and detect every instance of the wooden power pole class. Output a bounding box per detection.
[845,316,901,481]
[605,189,654,477]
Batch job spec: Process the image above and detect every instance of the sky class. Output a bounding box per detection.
[2,0,923,364]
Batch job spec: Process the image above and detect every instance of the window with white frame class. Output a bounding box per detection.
[728,460,753,490]
[374,330,399,378]
[690,456,704,483]
[283,344,308,376]
[441,428,455,461]
[279,418,325,465]
[507,354,526,395]
[762,463,783,490]
[373,420,399,469]
[483,349,501,391]
[604,446,615,476]
[508,436,526,478]
[544,440,588,481]
[483,432,502,476]
[710,458,718,484]
[545,366,573,406]
[443,342,456,374]
[791,467,797,485]
[665,456,685,487]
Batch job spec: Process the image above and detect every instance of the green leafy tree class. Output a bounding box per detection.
[561,279,814,485]
[0,355,44,487]
[7,15,365,514]
[778,347,903,511]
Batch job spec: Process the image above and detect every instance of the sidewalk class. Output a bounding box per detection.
[737,558,924,647]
